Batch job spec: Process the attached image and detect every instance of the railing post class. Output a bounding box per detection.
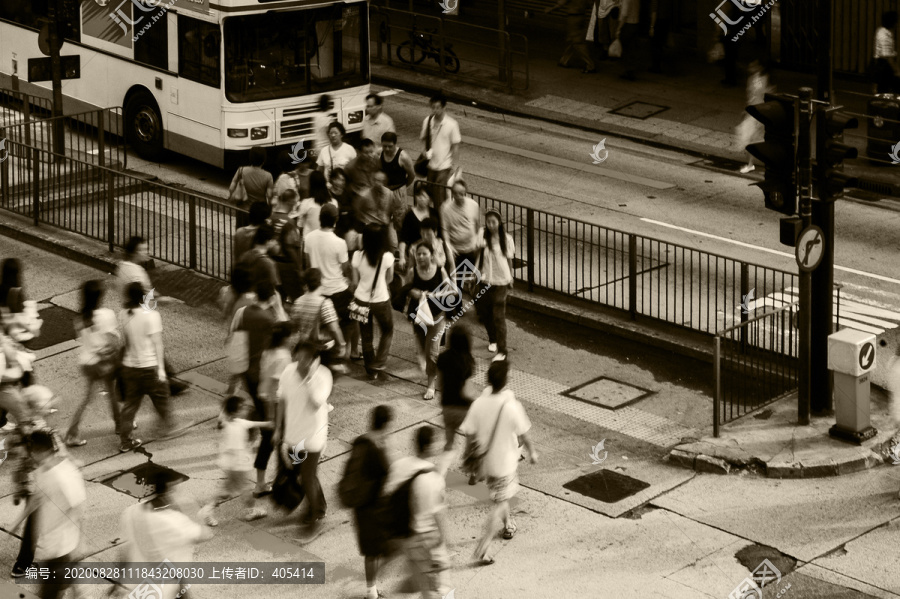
[189,195,197,270]
[23,98,31,148]
[714,335,721,438]
[740,262,749,349]
[628,234,637,320]
[526,208,534,292]
[31,147,39,225]
[98,110,106,169]
[0,127,8,204]
[107,170,115,252]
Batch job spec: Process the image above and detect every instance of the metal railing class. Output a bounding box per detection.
[0,89,54,126]
[0,106,127,169]
[713,303,801,437]
[371,7,529,92]
[0,139,236,281]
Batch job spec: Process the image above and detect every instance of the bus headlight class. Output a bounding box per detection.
[347,110,363,124]
[227,129,248,138]
[251,127,268,140]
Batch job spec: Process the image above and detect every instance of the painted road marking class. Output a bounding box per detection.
[465,137,675,190]
[641,218,900,286]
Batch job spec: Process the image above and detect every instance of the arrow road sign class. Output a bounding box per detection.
[859,341,875,371]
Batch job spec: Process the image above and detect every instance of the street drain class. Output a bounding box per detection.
[608,101,669,120]
[22,305,77,351]
[563,469,651,504]
[101,462,188,499]
[561,376,654,410]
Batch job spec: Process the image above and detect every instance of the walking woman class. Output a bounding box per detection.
[407,241,453,400]
[117,282,177,453]
[351,225,395,380]
[64,280,121,447]
[230,146,275,228]
[298,171,339,243]
[398,182,439,273]
[474,209,515,359]
[0,258,37,343]
[436,325,475,454]
[316,122,357,182]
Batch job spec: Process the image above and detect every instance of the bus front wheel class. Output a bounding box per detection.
[125,90,165,161]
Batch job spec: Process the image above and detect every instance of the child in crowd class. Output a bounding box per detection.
[200,395,272,526]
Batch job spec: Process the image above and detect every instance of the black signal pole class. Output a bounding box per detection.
[798,87,813,426]
[811,0,834,414]
[47,0,65,158]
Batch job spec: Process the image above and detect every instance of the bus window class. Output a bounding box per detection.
[309,5,367,91]
[134,6,167,70]
[179,15,220,88]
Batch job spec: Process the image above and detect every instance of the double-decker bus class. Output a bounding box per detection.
[0,0,370,170]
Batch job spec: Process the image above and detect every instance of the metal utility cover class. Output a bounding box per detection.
[22,306,77,351]
[609,101,669,120]
[561,376,653,410]
[563,469,651,504]
[101,462,189,499]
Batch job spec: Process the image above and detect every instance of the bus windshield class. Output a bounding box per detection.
[224,5,368,103]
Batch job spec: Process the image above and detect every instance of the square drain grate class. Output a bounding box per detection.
[563,469,651,504]
[22,305,77,351]
[609,101,669,120]
[561,376,653,410]
[101,462,189,499]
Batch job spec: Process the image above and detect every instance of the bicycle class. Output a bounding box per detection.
[396,26,460,74]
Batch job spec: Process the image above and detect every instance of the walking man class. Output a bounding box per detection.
[380,131,416,228]
[441,180,481,289]
[362,93,396,146]
[460,359,538,565]
[420,94,461,211]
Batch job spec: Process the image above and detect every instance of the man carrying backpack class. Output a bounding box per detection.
[269,189,304,302]
[338,405,394,599]
[381,426,450,599]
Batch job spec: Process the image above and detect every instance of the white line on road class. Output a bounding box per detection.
[465,137,675,190]
[641,218,900,286]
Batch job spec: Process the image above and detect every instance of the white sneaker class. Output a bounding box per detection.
[327,404,335,413]
[739,164,755,174]
[488,343,498,353]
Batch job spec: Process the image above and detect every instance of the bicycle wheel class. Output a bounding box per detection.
[442,48,461,74]
[397,41,426,65]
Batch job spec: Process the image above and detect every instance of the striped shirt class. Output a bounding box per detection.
[876,27,896,59]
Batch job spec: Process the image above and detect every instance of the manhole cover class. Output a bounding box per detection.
[101,462,188,499]
[561,377,653,410]
[563,469,651,504]
[609,101,669,120]
[22,305,77,351]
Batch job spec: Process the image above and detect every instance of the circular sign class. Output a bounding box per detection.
[38,23,51,57]
[859,341,875,371]
[796,226,824,272]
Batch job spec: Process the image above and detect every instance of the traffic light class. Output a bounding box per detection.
[746,94,797,215]
[816,107,858,200]
[58,0,80,41]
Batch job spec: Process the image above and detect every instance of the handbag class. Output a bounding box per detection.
[226,306,250,375]
[414,116,433,177]
[271,449,305,511]
[608,38,623,58]
[228,167,248,205]
[349,254,383,324]
[461,397,510,482]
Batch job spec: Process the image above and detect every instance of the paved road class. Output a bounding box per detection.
[1,231,899,599]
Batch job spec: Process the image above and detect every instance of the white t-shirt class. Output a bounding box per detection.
[34,458,86,560]
[305,229,349,295]
[459,388,531,479]
[362,112,396,145]
[278,362,331,453]
[218,417,257,472]
[352,251,394,304]
[384,456,445,535]
[298,198,339,241]
[117,260,152,294]
[316,143,357,181]
[119,308,163,369]
[78,308,118,366]
[478,233,516,286]
[420,115,461,171]
[876,27,896,59]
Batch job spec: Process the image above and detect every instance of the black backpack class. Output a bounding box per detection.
[383,468,433,539]
[338,436,388,509]
[269,214,299,263]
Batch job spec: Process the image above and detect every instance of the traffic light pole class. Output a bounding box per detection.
[811,0,835,414]
[798,87,814,426]
[47,0,65,158]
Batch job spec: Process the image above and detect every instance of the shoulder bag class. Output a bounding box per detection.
[348,254,383,324]
[229,167,248,206]
[414,116,432,177]
[226,306,250,375]
[461,397,510,482]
